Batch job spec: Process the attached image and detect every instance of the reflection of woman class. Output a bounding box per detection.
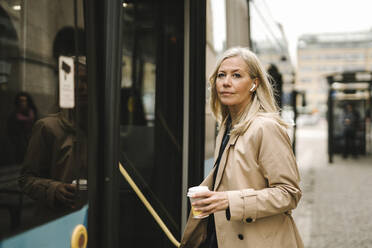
[7,92,38,164]
[181,47,303,248]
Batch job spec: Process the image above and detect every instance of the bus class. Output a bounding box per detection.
[0,0,206,247]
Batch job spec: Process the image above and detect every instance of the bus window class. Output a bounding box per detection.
[0,0,87,239]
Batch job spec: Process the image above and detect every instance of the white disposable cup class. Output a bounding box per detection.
[187,186,210,219]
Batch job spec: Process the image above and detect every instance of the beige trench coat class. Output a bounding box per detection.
[181,116,304,248]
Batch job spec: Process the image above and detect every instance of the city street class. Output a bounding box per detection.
[293,118,372,248]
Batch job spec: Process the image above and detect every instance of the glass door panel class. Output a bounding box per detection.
[119,0,184,247]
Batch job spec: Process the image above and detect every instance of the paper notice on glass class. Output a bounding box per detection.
[59,56,75,109]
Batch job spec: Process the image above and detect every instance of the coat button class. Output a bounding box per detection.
[238,234,244,240]
[245,217,253,223]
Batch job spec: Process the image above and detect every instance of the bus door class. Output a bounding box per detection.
[111,0,207,247]
[0,1,89,247]
[117,1,185,247]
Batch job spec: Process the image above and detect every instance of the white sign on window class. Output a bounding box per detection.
[59,56,75,108]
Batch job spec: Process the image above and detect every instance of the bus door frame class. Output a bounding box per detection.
[85,1,122,247]
[183,0,207,230]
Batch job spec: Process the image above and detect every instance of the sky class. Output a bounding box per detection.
[211,0,372,64]
[264,0,372,63]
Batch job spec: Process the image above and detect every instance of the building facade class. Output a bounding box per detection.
[249,0,295,106]
[297,30,372,113]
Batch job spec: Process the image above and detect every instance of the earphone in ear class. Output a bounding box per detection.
[250,84,256,92]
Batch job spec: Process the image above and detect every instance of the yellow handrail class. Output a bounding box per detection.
[118,162,181,247]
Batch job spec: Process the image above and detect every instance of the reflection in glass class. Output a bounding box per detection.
[0,0,86,239]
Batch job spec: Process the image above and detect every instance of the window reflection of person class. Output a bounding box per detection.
[7,92,38,164]
[18,61,87,218]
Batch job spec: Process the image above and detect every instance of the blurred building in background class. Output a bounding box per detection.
[249,0,295,107]
[225,0,250,48]
[297,29,372,113]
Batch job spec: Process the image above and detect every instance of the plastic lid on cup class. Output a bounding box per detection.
[187,186,209,197]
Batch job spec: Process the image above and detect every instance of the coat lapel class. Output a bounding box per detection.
[213,131,239,191]
[213,117,256,190]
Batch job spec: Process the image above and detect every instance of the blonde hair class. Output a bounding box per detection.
[209,47,287,135]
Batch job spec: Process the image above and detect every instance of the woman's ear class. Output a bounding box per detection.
[254,78,260,88]
[250,78,259,92]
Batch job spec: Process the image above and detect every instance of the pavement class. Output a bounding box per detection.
[292,118,372,248]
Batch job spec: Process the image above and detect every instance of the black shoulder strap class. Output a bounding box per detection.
[212,118,231,187]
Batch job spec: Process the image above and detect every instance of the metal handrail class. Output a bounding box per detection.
[118,162,181,247]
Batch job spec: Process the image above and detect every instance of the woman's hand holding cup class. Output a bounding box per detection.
[191,191,229,218]
[187,186,229,219]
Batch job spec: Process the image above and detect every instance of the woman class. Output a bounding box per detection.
[7,92,38,163]
[181,47,303,248]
